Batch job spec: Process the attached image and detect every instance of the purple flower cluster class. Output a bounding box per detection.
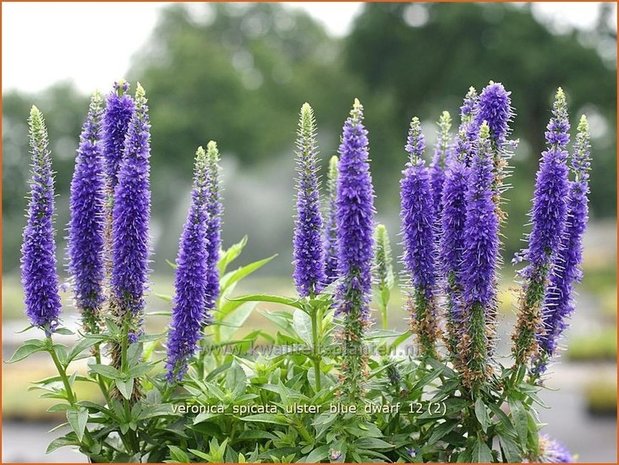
[513,89,570,365]
[460,123,500,385]
[523,89,570,275]
[335,99,375,317]
[166,147,210,382]
[536,435,574,463]
[68,92,106,332]
[536,116,590,373]
[21,107,62,333]
[461,123,499,310]
[111,84,151,318]
[293,103,326,297]
[335,99,375,400]
[400,117,439,357]
[323,155,339,286]
[102,81,135,188]
[401,117,436,296]
[475,82,512,149]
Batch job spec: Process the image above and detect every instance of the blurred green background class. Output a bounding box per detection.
[2,2,616,462]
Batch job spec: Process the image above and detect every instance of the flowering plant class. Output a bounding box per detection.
[10,81,589,463]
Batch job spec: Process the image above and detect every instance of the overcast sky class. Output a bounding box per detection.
[3,2,615,94]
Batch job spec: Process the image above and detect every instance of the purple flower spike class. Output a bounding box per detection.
[102,81,135,188]
[429,111,452,218]
[323,155,339,286]
[475,81,513,149]
[462,123,499,310]
[513,89,570,365]
[204,141,223,314]
[535,435,574,463]
[401,117,436,294]
[21,106,62,334]
[68,92,106,333]
[111,83,151,320]
[335,99,375,400]
[336,99,375,317]
[400,116,439,357]
[460,123,500,386]
[166,147,210,382]
[535,115,590,375]
[293,103,326,297]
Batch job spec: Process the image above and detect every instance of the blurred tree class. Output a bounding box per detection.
[2,3,615,272]
[128,3,359,204]
[345,3,616,253]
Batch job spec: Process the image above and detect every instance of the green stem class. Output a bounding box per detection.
[380,302,388,331]
[94,345,111,405]
[47,337,76,405]
[310,300,322,392]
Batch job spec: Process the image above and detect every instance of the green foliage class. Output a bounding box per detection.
[567,329,617,362]
[12,236,559,462]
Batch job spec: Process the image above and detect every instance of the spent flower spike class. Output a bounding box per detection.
[323,155,339,285]
[293,103,326,297]
[374,224,394,329]
[21,106,62,333]
[204,141,223,313]
[68,91,106,334]
[429,111,452,216]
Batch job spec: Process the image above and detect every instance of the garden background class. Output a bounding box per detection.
[2,2,617,462]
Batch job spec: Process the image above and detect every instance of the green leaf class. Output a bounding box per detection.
[15,324,34,334]
[153,293,173,303]
[220,255,276,293]
[427,420,458,445]
[46,435,80,453]
[498,431,522,462]
[230,293,304,310]
[226,362,247,395]
[47,403,70,413]
[238,413,288,425]
[292,309,313,348]
[471,437,493,462]
[218,302,256,341]
[168,445,190,463]
[304,445,330,463]
[116,378,134,400]
[89,364,122,380]
[6,340,45,363]
[487,400,513,430]
[67,337,99,363]
[188,449,211,461]
[474,397,491,433]
[54,327,74,336]
[66,407,88,442]
[218,236,247,275]
[354,438,394,450]
[509,398,528,448]
[205,362,232,381]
